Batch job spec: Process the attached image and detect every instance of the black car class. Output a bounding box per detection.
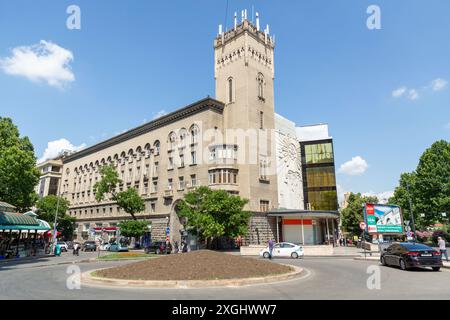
[144,241,172,254]
[82,241,97,252]
[381,242,443,271]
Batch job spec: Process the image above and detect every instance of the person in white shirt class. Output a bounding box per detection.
[438,237,448,262]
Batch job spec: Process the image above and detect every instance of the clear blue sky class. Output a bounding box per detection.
[1,0,449,200]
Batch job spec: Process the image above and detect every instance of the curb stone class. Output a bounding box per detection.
[81,264,305,289]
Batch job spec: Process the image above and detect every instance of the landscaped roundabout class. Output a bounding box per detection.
[82,250,304,288]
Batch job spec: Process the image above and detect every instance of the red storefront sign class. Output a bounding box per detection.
[282,219,313,225]
[365,204,375,215]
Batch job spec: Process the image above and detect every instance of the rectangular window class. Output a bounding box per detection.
[168,157,173,170]
[152,181,158,193]
[168,179,173,190]
[150,202,156,213]
[305,143,334,164]
[179,154,185,167]
[178,177,185,190]
[191,151,197,165]
[143,182,148,194]
[260,111,264,129]
[260,200,270,212]
[306,166,336,188]
[153,162,159,176]
[307,190,338,211]
[191,174,197,187]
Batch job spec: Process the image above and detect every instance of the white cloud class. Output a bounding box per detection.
[431,78,447,91]
[0,40,74,88]
[338,156,369,176]
[38,138,85,163]
[152,110,168,120]
[392,86,407,98]
[408,89,419,100]
[362,190,394,204]
[445,122,450,130]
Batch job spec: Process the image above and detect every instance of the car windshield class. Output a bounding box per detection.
[400,243,432,250]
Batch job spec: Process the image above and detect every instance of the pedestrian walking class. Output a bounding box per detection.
[268,239,274,260]
[438,237,448,262]
[73,243,80,256]
[174,241,179,254]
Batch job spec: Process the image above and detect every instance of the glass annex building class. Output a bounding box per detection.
[301,139,338,211]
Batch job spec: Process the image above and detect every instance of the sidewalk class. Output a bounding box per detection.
[0,251,99,270]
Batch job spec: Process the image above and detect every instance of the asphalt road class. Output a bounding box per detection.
[1,255,449,300]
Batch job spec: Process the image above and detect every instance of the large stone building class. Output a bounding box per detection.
[57,11,338,246]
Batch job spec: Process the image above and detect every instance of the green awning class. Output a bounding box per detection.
[0,225,50,231]
[0,212,40,226]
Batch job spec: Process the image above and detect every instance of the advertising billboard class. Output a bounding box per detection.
[364,203,404,234]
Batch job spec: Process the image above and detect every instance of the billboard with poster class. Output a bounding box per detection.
[364,203,404,234]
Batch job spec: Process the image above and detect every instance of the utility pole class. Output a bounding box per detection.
[406,181,417,243]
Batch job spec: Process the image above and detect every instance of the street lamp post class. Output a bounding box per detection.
[165,216,169,254]
[51,192,65,253]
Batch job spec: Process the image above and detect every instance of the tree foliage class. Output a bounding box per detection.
[390,140,450,228]
[0,117,40,211]
[93,165,121,202]
[93,165,144,220]
[341,192,378,236]
[35,195,71,223]
[177,186,251,244]
[35,195,75,240]
[114,188,145,220]
[118,220,149,239]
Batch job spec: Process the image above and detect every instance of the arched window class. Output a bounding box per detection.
[153,140,160,156]
[168,132,176,151]
[144,143,151,158]
[190,124,199,144]
[228,77,234,103]
[127,149,134,162]
[179,128,187,148]
[257,73,264,99]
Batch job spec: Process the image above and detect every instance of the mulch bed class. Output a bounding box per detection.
[95,250,293,281]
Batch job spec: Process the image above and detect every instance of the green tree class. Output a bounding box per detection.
[35,195,71,222]
[114,188,145,220]
[93,165,145,220]
[0,117,40,211]
[57,215,77,240]
[341,192,378,236]
[35,195,75,240]
[388,172,426,228]
[390,140,450,228]
[414,140,450,224]
[118,220,149,239]
[177,186,250,248]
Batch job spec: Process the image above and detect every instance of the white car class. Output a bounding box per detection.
[56,241,68,252]
[260,242,304,259]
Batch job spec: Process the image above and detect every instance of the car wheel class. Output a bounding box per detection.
[291,252,299,259]
[432,267,441,272]
[380,256,387,266]
[399,259,408,271]
[263,252,270,259]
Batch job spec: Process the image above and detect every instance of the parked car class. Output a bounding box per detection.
[260,242,304,259]
[144,241,172,254]
[100,242,111,251]
[108,243,129,252]
[57,241,68,252]
[381,242,443,271]
[82,241,97,252]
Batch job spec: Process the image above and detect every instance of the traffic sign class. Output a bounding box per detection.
[404,220,410,226]
[359,222,366,230]
[166,227,170,235]
[166,235,170,242]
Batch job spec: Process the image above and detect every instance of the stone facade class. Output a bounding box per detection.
[62,15,281,243]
